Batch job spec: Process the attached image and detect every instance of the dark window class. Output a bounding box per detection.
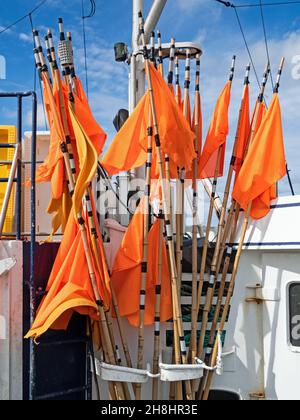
[208,390,240,401]
[289,283,300,347]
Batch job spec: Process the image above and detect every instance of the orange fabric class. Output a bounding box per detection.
[198,81,231,179]
[73,78,107,156]
[234,85,250,174]
[232,94,286,220]
[25,208,111,339]
[68,103,98,217]
[251,100,267,138]
[35,73,64,195]
[176,85,182,107]
[101,64,196,176]
[111,199,173,327]
[186,92,203,179]
[101,94,147,175]
[46,181,72,237]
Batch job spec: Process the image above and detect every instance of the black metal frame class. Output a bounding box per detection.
[0,92,37,400]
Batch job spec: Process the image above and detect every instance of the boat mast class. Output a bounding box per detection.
[130,0,167,112]
[130,0,167,181]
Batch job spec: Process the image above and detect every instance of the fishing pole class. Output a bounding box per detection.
[197,63,251,362]
[195,56,236,359]
[197,63,271,399]
[138,11,193,400]
[39,24,126,400]
[136,79,154,402]
[190,53,201,370]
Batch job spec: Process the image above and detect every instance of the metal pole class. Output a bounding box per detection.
[144,0,168,43]
[29,91,37,401]
[16,95,22,240]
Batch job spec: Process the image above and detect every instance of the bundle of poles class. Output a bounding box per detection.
[32,19,135,401]
[31,12,285,402]
[134,12,285,401]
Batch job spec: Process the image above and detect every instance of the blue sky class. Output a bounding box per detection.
[0,0,300,196]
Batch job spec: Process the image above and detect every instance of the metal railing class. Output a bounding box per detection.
[0,91,37,401]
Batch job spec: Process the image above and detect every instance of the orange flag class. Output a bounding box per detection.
[232,94,286,220]
[73,78,107,156]
[111,198,173,327]
[234,84,251,174]
[25,210,111,340]
[36,73,65,199]
[198,81,231,179]
[186,92,203,179]
[101,64,196,176]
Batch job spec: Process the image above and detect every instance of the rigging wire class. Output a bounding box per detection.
[259,0,274,89]
[217,0,296,195]
[234,7,261,89]
[81,0,96,99]
[216,0,300,8]
[0,0,48,36]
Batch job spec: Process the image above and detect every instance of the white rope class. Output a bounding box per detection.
[195,332,224,375]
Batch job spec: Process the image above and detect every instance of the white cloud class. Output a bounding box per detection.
[19,33,32,43]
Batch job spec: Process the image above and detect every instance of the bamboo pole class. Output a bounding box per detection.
[176,49,191,293]
[197,63,271,399]
[170,49,185,400]
[152,208,164,400]
[195,57,236,359]
[198,61,251,361]
[190,55,201,367]
[201,58,285,401]
[139,12,193,400]
[135,104,153,402]
[66,25,135,400]
[157,29,164,76]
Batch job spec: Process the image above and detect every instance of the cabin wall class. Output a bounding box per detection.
[0,241,23,400]
[213,250,300,400]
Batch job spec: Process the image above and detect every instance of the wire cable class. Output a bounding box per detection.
[0,0,48,36]
[216,0,300,8]
[234,7,261,89]
[259,0,274,89]
[81,0,96,99]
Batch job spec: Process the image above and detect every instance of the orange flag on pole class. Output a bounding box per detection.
[73,78,107,156]
[101,64,196,176]
[198,80,231,179]
[232,93,286,219]
[36,73,65,199]
[186,91,203,179]
[25,208,111,340]
[234,84,251,174]
[111,198,173,327]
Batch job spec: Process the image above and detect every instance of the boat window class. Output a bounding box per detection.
[289,283,300,347]
[208,390,240,401]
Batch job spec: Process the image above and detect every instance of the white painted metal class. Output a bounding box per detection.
[212,195,300,400]
[235,195,300,251]
[0,241,23,400]
[144,0,168,43]
[0,258,16,277]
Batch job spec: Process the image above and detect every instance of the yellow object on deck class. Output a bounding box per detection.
[0,126,17,234]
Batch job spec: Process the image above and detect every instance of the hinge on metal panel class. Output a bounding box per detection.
[245,284,280,303]
[249,391,266,400]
